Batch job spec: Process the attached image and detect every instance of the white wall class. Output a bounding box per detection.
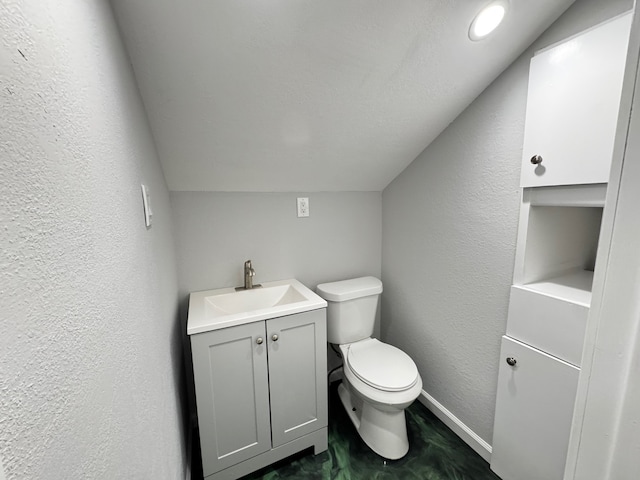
[381,0,633,446]
[0,1,185,479]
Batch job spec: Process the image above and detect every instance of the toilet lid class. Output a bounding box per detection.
[347,339,418,391]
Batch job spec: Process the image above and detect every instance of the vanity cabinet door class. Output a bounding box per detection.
[491,336,579,480]
[191,322,271,477]
[267,309,328,448]
[520,13,631,188]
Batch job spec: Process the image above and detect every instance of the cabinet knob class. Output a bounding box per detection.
[271,334,279,342]
[530,155,543,165]
[256,337,264,345]
[506,357,517,366]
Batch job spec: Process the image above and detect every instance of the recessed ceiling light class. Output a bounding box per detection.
[469,1,508,41]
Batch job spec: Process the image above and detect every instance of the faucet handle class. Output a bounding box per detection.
[244,260,255,277]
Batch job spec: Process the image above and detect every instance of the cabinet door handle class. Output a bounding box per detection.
[271,334,279,342]
[506,357,517,366]
[530,154,543,165]
[256,337,264,345]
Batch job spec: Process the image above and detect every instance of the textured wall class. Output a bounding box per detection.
[0,1,185,479]
[171,192,381,297]
[381,0,633,445]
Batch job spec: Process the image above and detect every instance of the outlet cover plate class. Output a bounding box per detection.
[297,197,309,217]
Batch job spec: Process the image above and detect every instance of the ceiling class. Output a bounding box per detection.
[110,0,575,192]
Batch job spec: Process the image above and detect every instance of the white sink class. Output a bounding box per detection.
[187,278,327,335]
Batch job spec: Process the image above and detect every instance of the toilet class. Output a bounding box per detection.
[316,276,422,460]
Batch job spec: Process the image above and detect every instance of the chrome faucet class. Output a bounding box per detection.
[237,260,261,290]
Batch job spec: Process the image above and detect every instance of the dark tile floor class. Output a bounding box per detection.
[237,382,500,480]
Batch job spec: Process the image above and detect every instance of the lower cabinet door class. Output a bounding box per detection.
[191,322,271,476]
[267,309,328,448]
[491,336,579,480]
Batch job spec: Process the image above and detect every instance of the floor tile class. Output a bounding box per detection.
[239,382,500,480]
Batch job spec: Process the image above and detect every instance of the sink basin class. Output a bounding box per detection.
[206,284,307,316]
[187,279,327,335]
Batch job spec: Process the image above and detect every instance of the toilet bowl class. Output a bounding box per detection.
[316,277,423,460]
[338,339,422,459]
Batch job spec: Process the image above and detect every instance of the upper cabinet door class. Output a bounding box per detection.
[520,13,632,188]
[267,309,328,448]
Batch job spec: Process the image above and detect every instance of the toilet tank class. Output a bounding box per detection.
[316,276,383,344]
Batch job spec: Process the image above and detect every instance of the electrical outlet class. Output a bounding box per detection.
[297,197,309,217]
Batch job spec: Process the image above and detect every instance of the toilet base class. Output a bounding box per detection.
[337,382,409,460]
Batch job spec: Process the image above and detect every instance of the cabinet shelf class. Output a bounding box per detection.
[520,205,602,287]
[521,269,594,307]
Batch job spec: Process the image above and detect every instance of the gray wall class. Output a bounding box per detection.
[381,0,633,445]
[171,192,382,297]
[0,1,185,478]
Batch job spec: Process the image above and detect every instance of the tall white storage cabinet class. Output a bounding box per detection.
[490,13,632,480]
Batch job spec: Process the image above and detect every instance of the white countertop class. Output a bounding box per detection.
[187,278,327,335]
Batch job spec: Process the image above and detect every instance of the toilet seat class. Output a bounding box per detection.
[346,338,418,392]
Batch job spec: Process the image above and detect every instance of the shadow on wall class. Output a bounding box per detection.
[179,296,198,430]
[171,299,191,441]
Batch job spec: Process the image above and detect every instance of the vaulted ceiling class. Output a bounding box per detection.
[111,0,575,192]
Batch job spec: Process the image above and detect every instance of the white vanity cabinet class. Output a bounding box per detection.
[520,13,631,188]
[191,308,328,480]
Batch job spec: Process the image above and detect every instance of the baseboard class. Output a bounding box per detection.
[418,390,492,463]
